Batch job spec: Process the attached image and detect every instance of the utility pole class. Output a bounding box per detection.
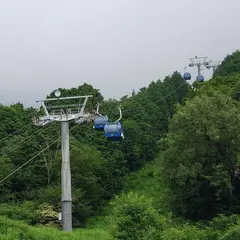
[189,55,209,81]
[205,60,221,74]
[33,90,93,232]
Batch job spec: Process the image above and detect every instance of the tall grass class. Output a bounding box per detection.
[0,216,113,240]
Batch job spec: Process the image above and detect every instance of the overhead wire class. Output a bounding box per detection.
[1,121,58,157]
[0,123,79,184]
[1,80,189,156]
[206,67,213,76]
[0,79,191,184]
[0,120,24,137]
[0,121,33,144]
[121,81,189,114]
[0,102,40,141]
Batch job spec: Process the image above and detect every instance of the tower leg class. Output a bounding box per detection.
[61,121,72,232]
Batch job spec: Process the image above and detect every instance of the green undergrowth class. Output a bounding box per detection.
[87,160,175,226]
[86,162,240,239]
[2,161,240,239]
[123,160,168,213]
[0,215,113,240]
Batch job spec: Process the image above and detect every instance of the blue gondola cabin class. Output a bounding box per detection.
[183,72,191,80]
[93,116,108,130]
[196,75,204,82]
[104,122,124,140]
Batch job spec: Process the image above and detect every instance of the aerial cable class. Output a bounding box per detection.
[155,82,187,104]
[1,121,58,157]
[0,115,50,146]
[0,101,47,144]
[0,104,37,134]
[96,81,188,116]
[1,80,188,155]
[90,81,188,135]
[0,121,33,144]
[0,123,79,185]
[1,121,57,156]
[90,82,188,136]
[0,78,208,185]
[206,67,213,76]
[122,81,188,114]
[0,121,19,136]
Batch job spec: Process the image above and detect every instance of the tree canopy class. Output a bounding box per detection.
[214,49,240,77]
[1,50,240,239]
[0,71,189,227]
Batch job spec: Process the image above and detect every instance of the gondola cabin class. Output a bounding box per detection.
[196,75,204,82]
[93,116,108,130]
[183,72,191,80]
[104,122,124,140]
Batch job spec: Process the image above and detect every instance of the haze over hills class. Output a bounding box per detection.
[1,0,239,108]
[0,66,214,107]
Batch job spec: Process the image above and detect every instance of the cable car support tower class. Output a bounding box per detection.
[205,60,221,74]
[32,90,93,232]
[188,55,209,82]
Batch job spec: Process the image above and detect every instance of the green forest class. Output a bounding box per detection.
[1,50,240,239]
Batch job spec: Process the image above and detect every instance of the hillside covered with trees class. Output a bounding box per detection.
[1,50,240,239]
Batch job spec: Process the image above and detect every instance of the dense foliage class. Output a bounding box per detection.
[110,192,165,240]
[1,49,240,239]
[161,90,240,219]
[0,73,189,228]
[214,50,240,77]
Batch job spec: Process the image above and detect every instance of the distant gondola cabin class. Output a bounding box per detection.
[196,75,204,82]
[183,72,191,80]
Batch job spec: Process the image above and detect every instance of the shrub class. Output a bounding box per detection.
[205,214,240,240]
[110,191,165,240]
[160,225,207,240]
[219,225,240,240]
[0,201,41,224]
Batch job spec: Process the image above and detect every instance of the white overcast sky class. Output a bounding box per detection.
[0,0,239,107]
